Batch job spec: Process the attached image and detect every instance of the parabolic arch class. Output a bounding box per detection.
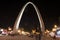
[13,2,45,34]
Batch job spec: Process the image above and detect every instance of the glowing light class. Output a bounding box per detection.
[36,32,40,34]
[46,29,50,33]
[56,30,60,35]
[21,31,26,35]
[0,29,3,31]
[52,28,57,32]
[25,32,30,35]
[17,29,21,34]
[55,28,60,37]
[45,31,47,34]
[54,25,57,28]
[32,29,36,34]
[8,27,12,31]
[56,30,60,37]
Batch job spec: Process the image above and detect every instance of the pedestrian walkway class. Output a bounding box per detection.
[0,35,36,40]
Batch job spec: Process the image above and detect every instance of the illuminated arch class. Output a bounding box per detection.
[13,2,45,34]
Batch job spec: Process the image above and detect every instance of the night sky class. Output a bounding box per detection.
[0,0,60,30]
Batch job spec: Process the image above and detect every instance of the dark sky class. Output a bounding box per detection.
[0,0,60,30]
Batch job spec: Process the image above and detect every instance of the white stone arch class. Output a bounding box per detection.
[13,2,45,34]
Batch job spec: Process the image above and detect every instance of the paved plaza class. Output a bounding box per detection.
[0,35,60,40]
[0,35,36,40]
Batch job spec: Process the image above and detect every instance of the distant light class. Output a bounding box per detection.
[54,27,60,37]
[32,29,36,34]
[22,31,25,34]
[2,30,8,35]
[17,30,21,33]
[54,25,57,28]
[22,31,26,35]
[56,30,60,37]
[57,31,60,35]
[52,28,57,32]
[8,27,12,31]
[46,29,50,33]
[45,31,47,34]
[0,29,3,31]
[25,32,30,35]
[36,32,40,34]
[2,31,5,34]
